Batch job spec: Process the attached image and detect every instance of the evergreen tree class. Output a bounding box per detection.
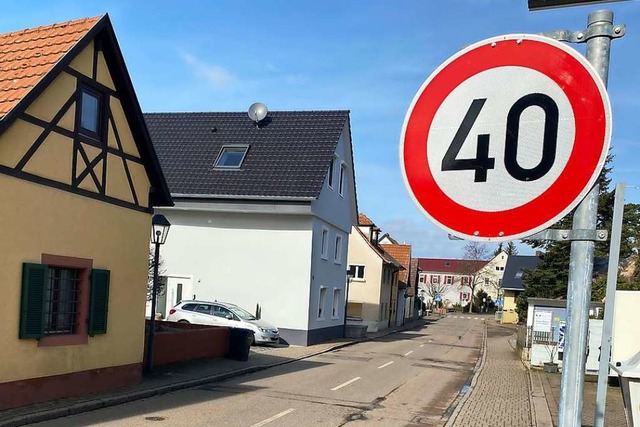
[493,242,504,257]
[516,156,640,321]
[505,241,519,256]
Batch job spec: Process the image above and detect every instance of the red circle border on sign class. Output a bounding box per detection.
[401,35,610,241]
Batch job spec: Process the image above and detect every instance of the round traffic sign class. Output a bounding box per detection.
[400,34,611,242]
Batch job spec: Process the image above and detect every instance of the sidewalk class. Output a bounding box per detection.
[0,317,433,427]
[448,322,533,427]
[537,370,627,427]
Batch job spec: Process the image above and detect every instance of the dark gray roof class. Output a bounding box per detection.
[501,255,542,291]
[144,111,350,199]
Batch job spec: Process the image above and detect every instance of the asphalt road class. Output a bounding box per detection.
[34,316,487,427]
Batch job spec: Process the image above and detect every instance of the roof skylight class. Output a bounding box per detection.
[214,145,248,169]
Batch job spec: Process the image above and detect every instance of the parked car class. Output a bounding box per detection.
[166,300,280,344]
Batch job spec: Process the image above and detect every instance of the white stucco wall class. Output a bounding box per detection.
[311,124,357,234]
[308,217,349,331]
[156,208,313,331]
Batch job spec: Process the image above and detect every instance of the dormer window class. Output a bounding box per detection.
[214,145,248,169]
[79,88,101,139]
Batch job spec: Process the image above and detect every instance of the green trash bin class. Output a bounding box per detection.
[227,328,254,361]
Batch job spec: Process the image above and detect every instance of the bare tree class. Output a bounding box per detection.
[147,247,167,301]
[459,242,491,313]
[422,280,448,309]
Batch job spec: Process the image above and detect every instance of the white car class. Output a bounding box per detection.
[166,300,280,344]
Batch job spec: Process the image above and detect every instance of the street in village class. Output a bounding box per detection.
[31,317,486,427]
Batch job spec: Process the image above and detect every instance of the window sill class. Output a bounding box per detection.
[331,316,340,320]
[316,317,325,322]
[352,278,365,283]
[38,333,88,347]
[333,260,341,265]
[321,256,329,261]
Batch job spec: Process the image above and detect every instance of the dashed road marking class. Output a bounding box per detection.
[331,377,361,391]
[250,408,296,427]
[377,361,394,369]
[404,350,414,356]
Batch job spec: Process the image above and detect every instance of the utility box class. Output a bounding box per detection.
[610,351,640,427]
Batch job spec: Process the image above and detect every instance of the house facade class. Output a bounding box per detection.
[418,258,488,308]
[146,111,358,346]
[346,214,403,332]
[0,16,172,409]
[500,255,541,324]
[380,237,414,326]
[417,252,508,309]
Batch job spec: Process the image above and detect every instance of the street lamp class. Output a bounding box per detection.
[146,214,171,373]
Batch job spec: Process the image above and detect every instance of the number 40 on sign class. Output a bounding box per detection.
[400,34,611,242]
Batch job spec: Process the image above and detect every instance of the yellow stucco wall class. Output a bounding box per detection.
[2,42,150,210]
[0,40,157,383]
[0,173,151,383]
[501,290,519,324]
[347,227,391,329]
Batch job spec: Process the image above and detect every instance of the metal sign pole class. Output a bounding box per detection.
[594,183,626,427]
[558,10,614,427]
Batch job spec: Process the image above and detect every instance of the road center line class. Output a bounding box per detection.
[250,408,296,427]
[331,377,361,391]
[404,350,414,356]
[377,361,394,369]
[419,344,425,348]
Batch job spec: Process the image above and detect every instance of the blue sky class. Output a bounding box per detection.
[4,1,639,258]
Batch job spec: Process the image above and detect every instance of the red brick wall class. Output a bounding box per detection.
[144,321,230,367]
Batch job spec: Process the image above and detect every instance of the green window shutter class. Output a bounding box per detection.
[19,263,47,339]
[89,269,110,336]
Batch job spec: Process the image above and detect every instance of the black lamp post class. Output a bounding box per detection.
[146,214,171,373]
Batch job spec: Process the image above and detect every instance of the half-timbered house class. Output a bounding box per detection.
[0,15,172,409]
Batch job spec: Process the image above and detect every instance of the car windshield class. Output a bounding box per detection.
[228,305,256,320]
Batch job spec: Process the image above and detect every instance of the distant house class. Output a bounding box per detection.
[418,258,488,307]
[146,110,358,346]
[417,251,507,309]
[0,16,172,409]
[347,214,403,332]
[500,255,541,324]
[380,238,414,325]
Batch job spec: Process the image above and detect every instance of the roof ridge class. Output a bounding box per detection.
[0,16,103,39]
[144,110,351,115]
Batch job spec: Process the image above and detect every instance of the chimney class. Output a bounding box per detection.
[535,250,543,257]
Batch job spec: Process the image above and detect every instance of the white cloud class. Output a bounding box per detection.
[180,52,237,90]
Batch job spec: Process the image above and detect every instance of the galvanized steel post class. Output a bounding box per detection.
[558,9,613,427]
[594,183,626,427]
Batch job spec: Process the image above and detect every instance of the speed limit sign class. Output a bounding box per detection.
[400,34,611,241]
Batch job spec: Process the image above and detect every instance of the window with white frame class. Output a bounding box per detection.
[318,287,327,319]
[332,288,340,318]
[339,163,346,196]
[349,265,365,280]
[419,275,425,283]
[431,275,440,284]
[321,228,328,260]
[445,275,453,285]
[214,145,249,169]
[334,235,342,263]
[328,155,336,189]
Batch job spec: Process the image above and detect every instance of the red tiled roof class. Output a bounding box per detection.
[381,244,411,284]
[0,16,102,117]
[358,213,375,226]
[418,258,488,275]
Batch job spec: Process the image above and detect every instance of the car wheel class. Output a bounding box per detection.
[178,320,190,324]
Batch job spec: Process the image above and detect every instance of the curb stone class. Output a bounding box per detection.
[442,320,488,427]
[0,319,431,427]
